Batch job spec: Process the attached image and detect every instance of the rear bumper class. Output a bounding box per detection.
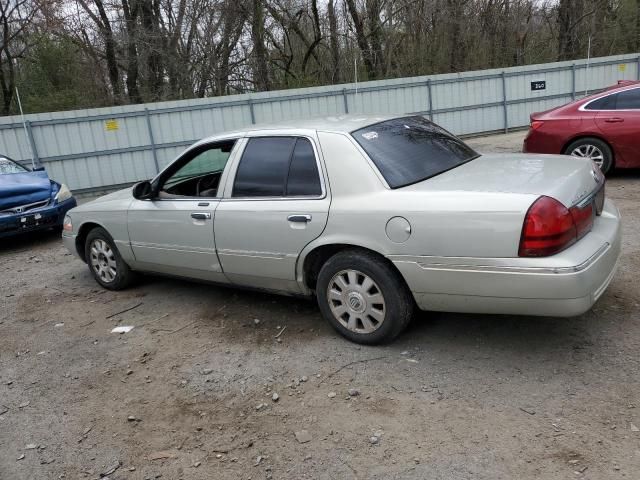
[0,197,77,239]
[390,199,622,317]
[523,128,565,154]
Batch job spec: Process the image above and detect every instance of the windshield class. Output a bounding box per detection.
[352,116,480,188]
[0,156,28,175]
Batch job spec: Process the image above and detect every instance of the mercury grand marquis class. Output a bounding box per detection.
[62,115,621,344]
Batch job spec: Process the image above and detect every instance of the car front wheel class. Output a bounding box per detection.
[316,249,414,344]
[85,227,136,290]
[565,137,613,174]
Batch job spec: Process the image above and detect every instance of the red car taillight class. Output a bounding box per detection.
[519,196,594,257]
[530,120,544,130]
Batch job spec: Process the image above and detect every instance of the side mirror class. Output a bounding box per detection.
[32,165,46,172]
[132,180,153,200]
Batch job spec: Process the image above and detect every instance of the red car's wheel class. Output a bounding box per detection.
[564,137,613,174]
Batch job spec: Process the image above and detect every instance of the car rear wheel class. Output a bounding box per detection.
[85,227,136,290]
[564,137,613,174]
[316,249,414,344]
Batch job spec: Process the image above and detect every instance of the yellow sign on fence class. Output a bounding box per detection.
[618,64,626,72]
[105,119,119,131]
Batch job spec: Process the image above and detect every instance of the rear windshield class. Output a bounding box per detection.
[352,116,480,188]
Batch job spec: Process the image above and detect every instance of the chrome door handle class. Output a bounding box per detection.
[604,117,624,123]
[287,214,312,223]
[191,212,211,220]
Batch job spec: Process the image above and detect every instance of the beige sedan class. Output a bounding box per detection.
[62,115,621,344]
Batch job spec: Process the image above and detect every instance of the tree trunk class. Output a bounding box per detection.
[501,0,510,66]
[251,0,270,91]
[448,0,465,71]
[366,0,384,76]
[0,10,14,114]
[122,0,141,103]
[93,0,121,101]
[637,0,640,50]
[327,0,340,82]
[345,0,376,79]
[140,0,164,99]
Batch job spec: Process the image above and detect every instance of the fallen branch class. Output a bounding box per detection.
[318,356,388,385]
[274,326,287,338]
[169,320,197,334]
[106,302,143,319]
[139,313,169,327]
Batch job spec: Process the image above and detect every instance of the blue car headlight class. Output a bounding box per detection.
[54,184,73,203]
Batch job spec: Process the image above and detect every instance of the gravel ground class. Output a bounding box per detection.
[1,131,639,480]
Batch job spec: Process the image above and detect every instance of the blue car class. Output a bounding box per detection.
[0,156,77,238]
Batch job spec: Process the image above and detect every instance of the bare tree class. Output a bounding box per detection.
[0,0,40,113]
[76,0,122,100]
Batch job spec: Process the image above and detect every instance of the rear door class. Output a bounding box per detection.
[214,134,330,293]
[595,87,640,167]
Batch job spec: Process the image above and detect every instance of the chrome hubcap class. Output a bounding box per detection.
[327,269,386,334]
[571,144,604,168]
[90,239,117,283]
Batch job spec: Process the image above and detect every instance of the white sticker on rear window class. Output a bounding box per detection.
[361,131,378,140]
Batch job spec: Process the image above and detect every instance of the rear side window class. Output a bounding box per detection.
[352,116,479,188]
[233,137,322,197]
[615,88,640,109]
[585,94,617,110]
[286,138,322,196]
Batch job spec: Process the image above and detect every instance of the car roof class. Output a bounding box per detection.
[195,114,404,145]
[580,81,640,103]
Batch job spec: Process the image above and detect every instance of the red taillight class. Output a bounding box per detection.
[519,196,577,257]
[530,120,544,130]
[570,202,594,240]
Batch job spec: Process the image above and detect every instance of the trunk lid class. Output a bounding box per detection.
[411,153,604,207]
[0,171,53,211]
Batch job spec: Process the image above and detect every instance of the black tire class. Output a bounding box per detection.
[316,249,414,345]
[564,137,613,174]
[84,227,136,290]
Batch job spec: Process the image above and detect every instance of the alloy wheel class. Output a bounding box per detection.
[327,269,386,334]
[570,144,604,168]
[89,239,117,283]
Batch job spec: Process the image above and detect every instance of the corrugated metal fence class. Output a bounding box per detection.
[1,53,638,195]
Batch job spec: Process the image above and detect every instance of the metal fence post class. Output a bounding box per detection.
[24,120,39,165]
[571,64,576,100]
[427,79,434,121]
[501,72,508,133]
[342,88,349,114]
[248,98,256,124]
[144,108,160,173]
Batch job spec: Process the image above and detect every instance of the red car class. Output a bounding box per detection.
[523,81,640,173]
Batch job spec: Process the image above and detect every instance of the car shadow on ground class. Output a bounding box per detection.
[138,273,605,364]
[405,308,595,352]
[608,167,640,179]
[0,228,61,253]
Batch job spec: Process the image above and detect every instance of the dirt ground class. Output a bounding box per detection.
[1,131,639,480]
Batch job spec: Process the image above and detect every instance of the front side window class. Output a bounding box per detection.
[352,116,480,188]
[233,137,322,197]
[161,140,235,197]
[0,157,28,175]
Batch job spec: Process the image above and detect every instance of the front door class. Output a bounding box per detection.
[214,135,330,292]
[127,140,237,282]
